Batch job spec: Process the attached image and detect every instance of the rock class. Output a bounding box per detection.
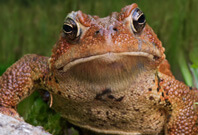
[0,113,51,135]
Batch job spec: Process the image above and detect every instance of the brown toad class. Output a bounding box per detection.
[0,3,198,135]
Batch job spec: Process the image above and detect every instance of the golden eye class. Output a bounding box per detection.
[63,17,81,42]
[131,8,146,33]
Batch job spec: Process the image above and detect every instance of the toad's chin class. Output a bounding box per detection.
[61,52,157,83]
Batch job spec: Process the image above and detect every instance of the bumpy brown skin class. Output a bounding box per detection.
[0,3,198,135]
[159,73,198,135]
[0,55,49,116]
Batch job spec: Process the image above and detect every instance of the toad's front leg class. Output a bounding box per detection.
[159,73,198,135]
[0,54,49,117]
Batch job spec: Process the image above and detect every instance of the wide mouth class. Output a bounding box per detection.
[58,52,156,83]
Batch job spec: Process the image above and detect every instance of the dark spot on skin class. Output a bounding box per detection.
[189,86,193,90]
[115,96,125,102]
[155,121,161,126]
[72,107,77,111]
[109,106,113,109]
[157,87,160,92]
[156,74,161,91]
[148,88,152,91]
[18,95,21,99]
[34,79,41,84]
[166,91,169,95]
[165,99,171,106]
[107,116,111,120]
[58,91,62,95]
[162,92,164,97]
[102,89,112,94]
[153,55,160,60]
[108,95,115,99]
[57,66,64,71]
[102,120,107,123]
[121,112,127,115]
[167,128,172,133]
[89,118,96,122]
[99,124,104,127]
[164,99,172,111]
[96,117,103,121]
[149,96,154,100]
[160,79,164,82]
[42,76,46,81]
[158,99,161,103]
[55,77,59,83]
[95,88,112,100]
[115,107,120,110]
[133,107,139,112]
[121,121,127,124]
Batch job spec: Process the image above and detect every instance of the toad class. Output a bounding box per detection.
[0,3,198,135]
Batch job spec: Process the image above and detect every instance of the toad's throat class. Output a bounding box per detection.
[63,52,156,83]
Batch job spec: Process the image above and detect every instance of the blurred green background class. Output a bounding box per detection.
[0,0,198,134]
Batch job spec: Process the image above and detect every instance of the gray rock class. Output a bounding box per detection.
[0,113,51,135]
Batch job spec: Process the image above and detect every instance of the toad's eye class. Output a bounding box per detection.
[131,8,146,33]
[63,17,81,42]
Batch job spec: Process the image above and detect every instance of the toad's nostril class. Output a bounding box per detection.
[95,30,100,34]
[94,29,103,36]
[95,28,102,35]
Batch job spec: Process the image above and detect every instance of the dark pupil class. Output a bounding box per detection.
[138,14,145,24]
[62,18,79,41]
[63,25,73,33]
[132,8,146,33]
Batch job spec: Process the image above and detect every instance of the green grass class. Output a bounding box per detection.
[17,92,63,135]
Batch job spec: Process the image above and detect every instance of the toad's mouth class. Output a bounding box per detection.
[58,52,158,82]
